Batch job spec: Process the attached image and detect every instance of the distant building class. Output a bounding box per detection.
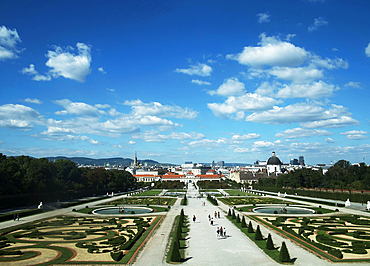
[290,158,299,165]
[217,161,225,167]
[299,156,305,166]
[267,151,282,175]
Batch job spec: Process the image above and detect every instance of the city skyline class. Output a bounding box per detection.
[0,0,369,165]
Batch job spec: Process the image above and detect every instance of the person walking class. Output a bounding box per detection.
[193,215,196,223]
[223,228,226,238]
[210,218,214,226]
[220,227,223,238]
[216,227,220,239]
[218,211,220,218]
[214,211,217,218]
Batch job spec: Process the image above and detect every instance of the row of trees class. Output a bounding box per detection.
[0,154,136,196]
[256,160,370,191]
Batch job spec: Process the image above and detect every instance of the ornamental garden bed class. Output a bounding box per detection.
[249,214,370,262]
[104,196,176,206]
[0,214,163,265]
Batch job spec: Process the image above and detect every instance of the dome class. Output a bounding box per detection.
[267,151,282,165]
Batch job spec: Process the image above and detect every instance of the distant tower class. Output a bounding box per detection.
[134,151,137,166]
[299,156,305,166]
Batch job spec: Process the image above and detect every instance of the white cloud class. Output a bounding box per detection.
[45,43,92,82]
[106,88,115,92]
[344,81,362,89]
[191,79,211,86]
[21,64,51,81]
[207,93,280,119]
[246,103,355,125]
[340,130,369,140]
[23,98,42,105]
[268,66,324,82]
[366,43,370,57]
[325,138,335,143]
[208,77,246,96]
[128,140,136,145]
[301,116,360,128]
[226,33,308,68]
[275,81,337,99]
[98,67,106,74]
[285,34,296,41]
[53,99,105,117]
[308,17,328,32]
[257,12,270,23]
[133,131,204,142]
[275,127,333,139]
[310,55,348,69]
[175,63,212,77]
[123,100,198,119]
[0,104,42,131]
[0,25,21,60]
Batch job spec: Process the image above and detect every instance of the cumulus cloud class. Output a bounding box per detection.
[344,81,362,89]
[123,100,198,119]
[268,66,324,82]
[0,25,22,60]
[175,63,212,76]
[21,64,51,81]
[98,67,106,74]
[301,116,360,128]
[23,98,42,104]
[308,17,328,32]
[0,104,42,131]
[226,33,308,68]
[245,103,355,126]
[191,79,211,86]
[207,93,280,119]
[275,127,333,139]
[45,43,92,82]
[340,130,369,140]
[365,43,370,57]
[132,131,204,142]
[275,81,338,99]
[208,77,246,96]
[325,138,335,143]
[53,99,104,117]
[257,12,270,23]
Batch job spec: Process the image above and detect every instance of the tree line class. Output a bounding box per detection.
[256,160,370,191]
[0,153,136,196]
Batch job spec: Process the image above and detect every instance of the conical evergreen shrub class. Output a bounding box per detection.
[232,209,236,219]
[236,214,241,223]
[241,216,247,228]
[255,225,263,240]
[247,221,254,233]
[228,209,231,216]
[279,241,291,263]
[266,233,274,250]
[171,239,181,262]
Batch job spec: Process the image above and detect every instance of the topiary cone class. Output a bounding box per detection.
[241,216,247,228]
[266,233,274,250]
[248,221,254,233]
[236,214,241,223]
[228,209,231,216]
[255,225,263,240]
[171,238,181,262]
[279,241,291,263]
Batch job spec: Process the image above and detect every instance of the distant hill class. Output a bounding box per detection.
[44,156,162,166]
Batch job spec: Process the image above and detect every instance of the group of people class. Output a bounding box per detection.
[216,226,226,239]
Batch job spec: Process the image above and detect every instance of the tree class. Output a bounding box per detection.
[241,216,247,228]
[255,225,263,240]
[248,221,254,233]
[266,233,274,250]
[279,241,291,262]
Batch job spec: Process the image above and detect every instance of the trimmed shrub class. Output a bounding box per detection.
[328,249,343,258]
[266,233,274,250]
[171,238,181,262]
[241,216,246,228]
[111,251,123,261]
[236,214,241,223]
[248,221,254,233]
[232,209,236,219]
[279,241,291,263]
[228,209,231,216]
[255,225,263,240]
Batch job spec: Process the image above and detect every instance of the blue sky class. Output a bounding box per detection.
[0,0,369,165]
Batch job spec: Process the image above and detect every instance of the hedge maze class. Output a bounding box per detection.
[0,215,161,265]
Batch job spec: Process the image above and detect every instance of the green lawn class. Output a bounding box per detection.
[135,190,163,196]
[224,189,249,196]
